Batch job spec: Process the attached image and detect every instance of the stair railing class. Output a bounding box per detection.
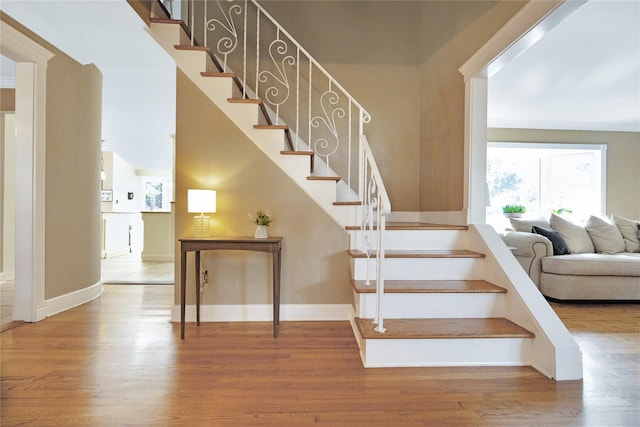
[360,134,391,333]
[176,0,391,331]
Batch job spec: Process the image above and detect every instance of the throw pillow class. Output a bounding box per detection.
[509,216,551,232]
[549,213,595,254]
[611,214,640,253]
[532,226,571,255]
[585,215,626,254]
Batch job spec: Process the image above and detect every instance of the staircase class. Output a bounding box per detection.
[346,223,534,367]
[144,1,582,380]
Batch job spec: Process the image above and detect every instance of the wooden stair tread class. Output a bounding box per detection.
[174,44,211,52]
[201,72,236,78]
[308,176,340,182]
[150,18,182,24]
[355,317,534,340]
[351,279,505,294]
[347,249,484,259]
[254,124,288,130]
[280,150,313,156]
[228,98,262,104]
[346,222,469,231]
[334,201,362,206]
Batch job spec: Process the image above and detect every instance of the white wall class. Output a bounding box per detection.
[1,113,15,283]
[100,151,143,258]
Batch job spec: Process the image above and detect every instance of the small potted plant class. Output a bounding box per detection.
[249,209,273,238]
[502,204,526,218]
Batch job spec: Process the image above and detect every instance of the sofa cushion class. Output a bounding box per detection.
[611,214,640,253]
[510,217,551,233]
[541,253,640,277]
[585,215,626,254]
[550,213,594,254]
[532,226,571,255]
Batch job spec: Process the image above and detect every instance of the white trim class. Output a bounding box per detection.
[45,281,104,318]
[458,0,586,228]
[458,1,584,80]
[171,304,352,323]
[1,22,53,323]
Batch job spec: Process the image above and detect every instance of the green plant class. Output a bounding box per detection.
[502,204,526,214]
[553,208,573,215]
[249,209,273,226]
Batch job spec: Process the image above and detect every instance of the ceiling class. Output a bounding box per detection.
[488,0,640,132]
[1,0,638,170]
[0,0,176,171]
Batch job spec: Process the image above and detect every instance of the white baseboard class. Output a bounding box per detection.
[45,280,103,318]
[171,303,352,323]
[141,253,174,262]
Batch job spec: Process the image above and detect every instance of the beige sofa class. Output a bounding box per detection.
[501,214,640,301]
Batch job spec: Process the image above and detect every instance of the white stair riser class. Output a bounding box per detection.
[356,335,532,368]
[350,258,484,280]
[349,229,469,251]
[354,292,505,319]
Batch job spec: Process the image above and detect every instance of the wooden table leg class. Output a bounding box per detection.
[180,248,186,339]
[273,244,281,338]
[195,250,200,326]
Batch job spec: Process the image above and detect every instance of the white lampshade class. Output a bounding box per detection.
[188,189,216,213]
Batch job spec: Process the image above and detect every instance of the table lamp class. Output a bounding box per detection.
[188,189,216,237]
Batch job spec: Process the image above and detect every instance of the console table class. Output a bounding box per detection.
[179,236,283,339]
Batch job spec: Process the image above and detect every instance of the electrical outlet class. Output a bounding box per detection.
[200,270,208,293]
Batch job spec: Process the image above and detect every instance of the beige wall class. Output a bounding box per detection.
[175,70,352,306]
[488,128,640,219]
[258,1,525,212]
[44,56,103,299]
[419,1,526,211]
[263,1,422,211]
[1,13,104,300]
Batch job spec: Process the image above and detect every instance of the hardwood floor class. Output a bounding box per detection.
[1,285,638,426]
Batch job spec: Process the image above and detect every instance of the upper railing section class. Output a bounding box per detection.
[173,0,372,195]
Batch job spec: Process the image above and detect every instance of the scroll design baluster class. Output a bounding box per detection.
[258,36,295,125]
[311,87,346,175]
[205,0,242,72]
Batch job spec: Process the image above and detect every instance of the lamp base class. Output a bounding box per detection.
[193,214,210,237]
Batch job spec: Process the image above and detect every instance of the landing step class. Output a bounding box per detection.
[351,279,505,294]
[347,249,484,259]
[346,222,468,231]
[355,317,534,340]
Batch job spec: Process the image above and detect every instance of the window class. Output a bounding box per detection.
[486,143,606,230]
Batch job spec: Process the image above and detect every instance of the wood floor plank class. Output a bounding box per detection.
[1,285,638,426]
